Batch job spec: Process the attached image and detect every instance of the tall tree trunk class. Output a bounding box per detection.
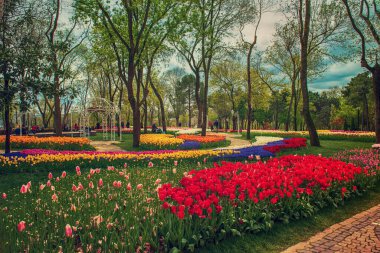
[299,0,320,146]
[150,79,166,132]
[286,80,295,131]
[143,100,148,133]
[372,64,380,143]
[3,71,11,154]
[195,70,202,128]
[53,73,62,135]
[201,69,209,136]
[188,85,192,127]
[246,43,255,140]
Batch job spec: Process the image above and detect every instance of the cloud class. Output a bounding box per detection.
[309,62,366,91]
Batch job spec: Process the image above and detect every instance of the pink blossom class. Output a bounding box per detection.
[20,185,28,194]
[65,224,73,237]
[17,221,26,232]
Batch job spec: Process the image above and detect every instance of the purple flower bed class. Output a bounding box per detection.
[215,140,288,161]
[178,141,201,150]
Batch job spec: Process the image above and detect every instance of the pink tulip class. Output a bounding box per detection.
[52,193,58,202]
[48,172,53,179]
[155,179,161,185]
[61,171,66,178]
[65,224,73,237]
[89,181,94,189]
[148,162,154,167]
[17,221,26,232]
[46,180,51,187]
[174,160,178,166]
[124,163,127,168]
[90,169,95,175]
[126,183,132,191]
[72,184,78,192]
[78,183,84,191]
[51,186,55,191]
[203,158,207,163]
[137,184,143,190]
[75,166,80,173]
[117,181,122,188]
[172,168,177,174]
[2,193,6,199]
[95,168,100,173]
[70,204,76,212]
[20,185,28,194]
[114,203,119,212]
[98,178,103,187]
[56,177,60,182]
[39,184,45,191]
[26,181,31,189]
[112,181,118,187]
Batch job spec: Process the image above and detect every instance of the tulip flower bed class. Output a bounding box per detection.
[0,154,378,252]
[0,136,95,151]
[250,129,375,142]
[140,134,185,149]
[177,134,229,149]
[0,149,234,172]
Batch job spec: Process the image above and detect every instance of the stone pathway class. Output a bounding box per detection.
[283,204,380,253]
[90,141,123,152]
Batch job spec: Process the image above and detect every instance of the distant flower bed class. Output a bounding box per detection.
[0,136,94,151]
[251,129,375,142]
[140,134,184,149]
[0,148,233,171]
[177,134,226,143]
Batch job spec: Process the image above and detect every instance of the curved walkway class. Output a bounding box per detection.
[283,204,380,253]
[90,141,123,152]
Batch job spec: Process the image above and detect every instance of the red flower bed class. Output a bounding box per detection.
[158,155,369,220]
[263,138,307,153]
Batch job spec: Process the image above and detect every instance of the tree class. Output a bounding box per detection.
[0,0,45,153]
[45,0,87,135]
[342,72,373,130]
[239,0,275,140]
[341,0,380,142]
[297,0,346,146]
[211,59,245,130]
[76,0,178,147]
[163,68,187,127]
[180,74,196,127]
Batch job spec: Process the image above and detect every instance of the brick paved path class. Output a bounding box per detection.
[283,204,380,253]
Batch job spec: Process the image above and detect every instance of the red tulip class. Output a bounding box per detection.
[98,178,103,187]
[17,221,26,232]
[65,224,73,237]
[20,185,27,194]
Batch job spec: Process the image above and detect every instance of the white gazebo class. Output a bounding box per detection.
[79,98,122,141]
